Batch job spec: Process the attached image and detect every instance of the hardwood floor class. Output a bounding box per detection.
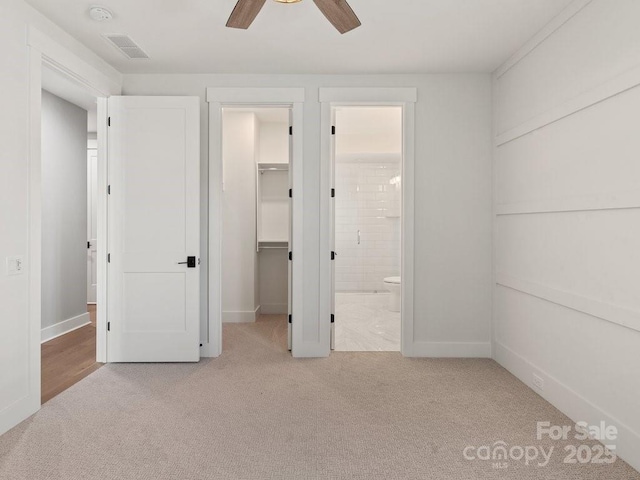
[41,304,102,404]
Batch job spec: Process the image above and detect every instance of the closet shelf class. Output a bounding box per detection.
[258,240,289,250]
[258,163,288,172]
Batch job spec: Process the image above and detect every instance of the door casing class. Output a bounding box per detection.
[21,28,120,432]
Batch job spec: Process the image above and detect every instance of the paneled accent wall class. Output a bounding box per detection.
[493,0,640,470]
[335,160,401,292]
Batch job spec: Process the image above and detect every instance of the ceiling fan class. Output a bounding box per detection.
[226,0,361,34]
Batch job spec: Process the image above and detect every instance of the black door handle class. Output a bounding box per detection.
[178,256,197,268]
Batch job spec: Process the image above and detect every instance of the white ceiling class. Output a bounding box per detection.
[24,0,574,74]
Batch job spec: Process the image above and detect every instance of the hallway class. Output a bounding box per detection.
[41,305,102,404]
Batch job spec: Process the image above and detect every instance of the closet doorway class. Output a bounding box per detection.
[220,107,293,350]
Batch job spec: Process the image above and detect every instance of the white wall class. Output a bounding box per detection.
[222,111,259,323]
[259,249,288,315]
[493,0,640,471]
[41,90,89,336]
[122,73,493,357]
[0,0,121,436]
[259,122,289,164]
[335,106,403,155]
[258,170,289,242]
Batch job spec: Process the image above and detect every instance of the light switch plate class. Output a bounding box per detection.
[7,256,25,275]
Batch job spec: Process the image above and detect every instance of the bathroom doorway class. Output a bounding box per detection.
[220,106,293,351]
[330,106,403,352]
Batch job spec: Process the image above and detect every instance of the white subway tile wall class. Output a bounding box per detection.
[335,161,401,292]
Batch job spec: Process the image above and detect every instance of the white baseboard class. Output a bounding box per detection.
[260,303,288,315]
[222,307,259,324]
[41,312,91,343]
[0,393,39,437]
[411,341,492,358]
[495,341,640,473]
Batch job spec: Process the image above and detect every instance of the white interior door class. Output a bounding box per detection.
[107,96,200,362]
[287,109,293,351]
[87,148,98,304]
[330,108,337,350]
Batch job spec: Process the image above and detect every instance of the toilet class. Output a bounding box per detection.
[383,276,401,312]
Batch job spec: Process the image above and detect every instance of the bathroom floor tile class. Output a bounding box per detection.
[334,293,401,352]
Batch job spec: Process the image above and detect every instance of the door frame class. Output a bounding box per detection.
[205,88,305,358]
[27,28,121,402]
[319,88,417,356]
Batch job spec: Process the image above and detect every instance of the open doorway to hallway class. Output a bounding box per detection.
[40,66,102,403]
[331,106,403,352]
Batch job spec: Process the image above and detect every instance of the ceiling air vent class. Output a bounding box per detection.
[102,34,150,59]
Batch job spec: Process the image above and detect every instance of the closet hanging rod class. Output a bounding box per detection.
[258,163,289,172]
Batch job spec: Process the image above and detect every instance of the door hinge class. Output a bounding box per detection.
[108,117,111,127]
[107,253,111,263]
[331,251,336,260]
[289,126,293,136]
[87,241,91,249]
[289,188,292,198]
[107,322,110,332]
[107,185,111,195]
[331,314,335,324]
[331,125,336,135]
[331,188,335,198]
[288,314,292,324]
[288,251,292,261]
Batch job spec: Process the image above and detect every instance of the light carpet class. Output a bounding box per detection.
[0,315,638,479]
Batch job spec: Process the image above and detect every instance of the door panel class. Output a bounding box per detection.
[288,109,293,350]
[123,273,187,332]
[330,108,337,350]
[107,96,200,362]
[87,149,98,303]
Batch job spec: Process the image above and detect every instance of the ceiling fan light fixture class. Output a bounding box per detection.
[227,0,360,33]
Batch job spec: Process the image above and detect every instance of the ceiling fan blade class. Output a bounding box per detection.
[313,0,361,34]
[226,0,267,29]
